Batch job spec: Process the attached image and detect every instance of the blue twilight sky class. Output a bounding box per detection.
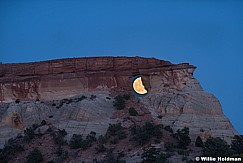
[0,0,242,134]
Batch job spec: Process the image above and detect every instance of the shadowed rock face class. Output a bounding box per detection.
[0,56,238,146]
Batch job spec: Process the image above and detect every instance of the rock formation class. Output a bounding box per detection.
[0,56,238,148]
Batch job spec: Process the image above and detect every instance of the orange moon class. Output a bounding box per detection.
[133,77,147,95]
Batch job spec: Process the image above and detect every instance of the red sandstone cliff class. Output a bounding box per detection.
[0,56,238,146]
[0,57,194,102]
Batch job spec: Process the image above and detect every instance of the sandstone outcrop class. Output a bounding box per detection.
[0,56,238,147]
[0,57,190,102]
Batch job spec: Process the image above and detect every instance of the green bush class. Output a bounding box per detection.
[107,123,123,136]
[15,99,20,103]
[173,127,191,149]
[52,129,67,145]
[98,135,107,144]
[177,149,189,161]
[142,147,169,163]
[203,137,231,157]
[0,138,24,161]
[164,142,174,152]
[56,146,68,161]
[113,95,125,110]
[95,144,106,153]
[231,135,243,154]
[164,126,173,133]
[131,122,163,145]
[123,93,130,100]
[24,127,35,142]
[195,136,204,147]
[129,107,138,116]
[90,95,96,100]
[69,134,83,149]
[69,131,97,150]
[26,148,43,163]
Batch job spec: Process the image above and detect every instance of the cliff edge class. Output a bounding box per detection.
[0,56,238,147]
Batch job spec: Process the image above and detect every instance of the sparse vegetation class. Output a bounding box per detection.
[131,122,162,145]
[69,134,83,149]
[142,147,169,163]
[123,93,130,100]
[203,137,231,157]
[69,131,97,150]
[113,95,126,110]
[98,135,107,144]
[56,146,69,161]
[52,129,67,146]
[95,144,106,153]
[173,127,191,149]
[231,135,243,154]
[164,125,173,133]
[164,142,174,152]
[129,107,138,116]
[177,149,190,161]
[102,148,126,163]
[195,136,204,147]
[90,94,97,100]
[113,93,131,110]
[0,138,24,162]
[23,127,35,142]
[15,99,20,103]
[26,148,43,163]
[106,123,127,141]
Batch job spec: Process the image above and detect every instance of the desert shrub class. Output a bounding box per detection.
[70,134,83,149]
[102,148,126,163]
[195,136,204,147]
[131,122,163,145]
[123,93,130,100]
[15,99,20,103]
[129,107,138,116]
[107,123,123,136]
[26,148,43,163]
[32,123,40,130]
[56,146,68,161]
[95,144,106,153]
[90,95,96,100]
[113,95,125,110]
[52,129,67,145]
[174,127,191,149]
[76,95,87,102]
[177,149,190,161]
[110,137,119,144]
[0,138,24,161]
[41,120,47,126]
[86,131,97,142]
[231,135,243,154]
[203,137,231,157]
[164,125,173,133]
[164,142,174,152]
[69,131,97,150]
[98,135,107,144]
[24,127,35,142]
[117,130,127,140]
[105,123,127,144]
[142,147,169,163]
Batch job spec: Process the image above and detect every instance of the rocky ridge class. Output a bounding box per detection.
[0,56,238,148]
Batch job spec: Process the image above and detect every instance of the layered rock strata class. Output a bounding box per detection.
[0,56,238,145]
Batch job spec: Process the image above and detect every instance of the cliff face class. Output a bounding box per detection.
[0,56,238,146]
[0,57,177,102]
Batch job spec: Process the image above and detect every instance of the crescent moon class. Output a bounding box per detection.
[133,77,147,95]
